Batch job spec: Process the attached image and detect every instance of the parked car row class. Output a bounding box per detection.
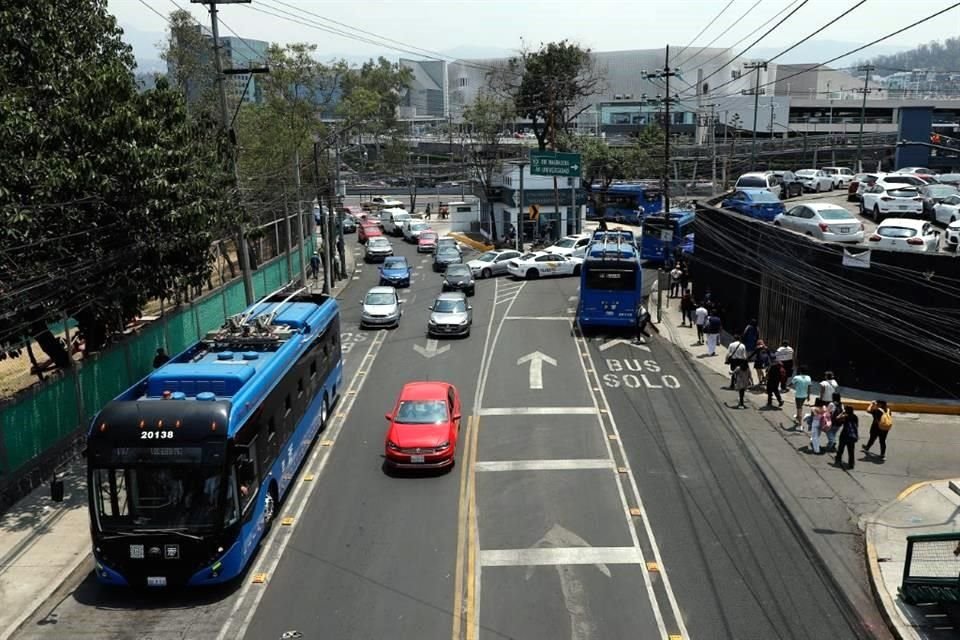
[735,167,855,200]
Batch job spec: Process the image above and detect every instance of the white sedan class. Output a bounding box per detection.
[934,193,960,226]
[774,203,864,243]
[506,251,583,280]
[795,169,834,193]
[545,233,592,256]
[868,219,941,253]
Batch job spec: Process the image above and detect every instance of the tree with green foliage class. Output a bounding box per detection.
[161,9,220,119]
[494,41,602,152]
[461,93,517,242]
[0,1,236,371]
[338,57,413,152]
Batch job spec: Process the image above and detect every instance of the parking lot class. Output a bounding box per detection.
[752,188,958,255]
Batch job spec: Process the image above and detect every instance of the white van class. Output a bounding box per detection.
[381,208,411,236]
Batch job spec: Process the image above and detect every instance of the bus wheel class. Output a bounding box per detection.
[573,264,582,276]
[481,268,492,279]
[526,268,539,280]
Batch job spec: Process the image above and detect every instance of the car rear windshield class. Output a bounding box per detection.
[736,176,766,188]
[384,257,406,268]
[887,188,919,197]
[878,226,918,238]
[796,170,816,177]
[751,192,781,203]
[434,299,467,313]
[819,208,856,220]
[885,176,921,185]
[395,400,448,424]
[925,186,958,198]
[553,238,577,248]
[446,265,470,276]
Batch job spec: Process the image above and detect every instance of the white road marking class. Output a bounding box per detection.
[477,406,596,416]
[598,338,652,353]
[480,547,642,567]
[352,276,360,280]
[217,330,389,640]
[413,338,451,358]
[568,295,578,302]
[505,316,570,321]
[517,350,557,389]
[474,459,614,472]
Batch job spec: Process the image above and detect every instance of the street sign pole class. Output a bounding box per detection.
[518,162,525,252]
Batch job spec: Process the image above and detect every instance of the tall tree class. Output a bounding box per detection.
[338,57,412,152]
[0,1,235,368]
[161,9,220,119]
[461,93,517,242]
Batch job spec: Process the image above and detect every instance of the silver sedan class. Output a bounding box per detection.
[466,249,522,278]
[774,203,864,243]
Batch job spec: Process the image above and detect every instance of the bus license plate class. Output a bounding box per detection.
[147,576,167,587]
[410,455,425,463]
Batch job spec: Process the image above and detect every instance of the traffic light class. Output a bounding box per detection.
[529,204,540,221]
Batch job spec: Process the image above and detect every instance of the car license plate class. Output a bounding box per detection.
[898,205,908,209]
[840,227,850,233]
[410,455,425,464]
[147,576,167,587]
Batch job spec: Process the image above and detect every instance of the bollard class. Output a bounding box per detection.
[50,475,64,502]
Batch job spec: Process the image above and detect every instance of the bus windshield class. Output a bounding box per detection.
[93,465,226,530]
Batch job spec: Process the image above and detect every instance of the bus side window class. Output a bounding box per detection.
[224,468,240,527]
[235,443,258,512]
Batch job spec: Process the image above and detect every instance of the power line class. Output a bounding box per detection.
[673,0,765,70]
[671,0,736,65]
[138,0,171,23]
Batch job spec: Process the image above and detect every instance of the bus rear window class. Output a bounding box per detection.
[585,269,637,291]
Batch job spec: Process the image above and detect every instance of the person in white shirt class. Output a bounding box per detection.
[725,335,749,389]
[818,372,839,407]
[669,266,683,297]
[775,341,795,392]
[694,304,708,345]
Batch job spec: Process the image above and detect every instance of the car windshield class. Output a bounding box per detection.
[366,292,396,305]
[383,258,407,269]
[736,176,766,187]
[368,238,389,247]
[434,299,467,313]
[93,463,223,530]
[410,222,428,231]
[519,253,536,260]
[878,226,918,238]
[474,252,496,262]
[437,248,459,258]
[750,192,781,203]
[818,208,855,220]
[552,238,577,248]
[394,400,448,424]
[446,265,470,277]
[421,232,437,240]
[945,195,960,205]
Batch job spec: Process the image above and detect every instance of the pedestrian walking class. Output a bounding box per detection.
[705,310,722,356]
[679,292,695,327]
[633,304,658,343]
[753,340,771,386]
[669,265,682,297]
[790,367,813,425]
[679,262,689,295]
[742,318,759,354]
[775,341,795,391]
[152,348,170,369]
[310,252,321,279]
[817,371,839,408]
[598,218,608,231]
[808,402,832,454]
[834,405,860,470]
[733,362,752,409]
[766,360,785,407]
[862,400,893,460]
[694,302,708,344]
[725,334,748,389]
[424,202,432,220]
[825,392,845,453]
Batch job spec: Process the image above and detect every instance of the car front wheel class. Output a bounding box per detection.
[873,206,883,223]
[481,267,492,279]
[525,268,539,280]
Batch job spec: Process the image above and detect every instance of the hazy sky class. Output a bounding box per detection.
[111,0,959,63]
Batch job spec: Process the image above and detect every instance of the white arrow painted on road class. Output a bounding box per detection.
[413,339,450,359]
[524,524,609,640]
[598,338,651,353]
[517,351,557,389]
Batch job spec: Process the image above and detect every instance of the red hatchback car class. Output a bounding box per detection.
[418,231,439,253]
[358,222,383,244]
[384,382,461,470]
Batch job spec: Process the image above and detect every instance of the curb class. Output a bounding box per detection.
[0,550,91,640]
[448,232,494,253]
[842,399,960,416]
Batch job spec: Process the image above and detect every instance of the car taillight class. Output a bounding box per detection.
[906,237,924,245]
[868,234,881,242]
[880,196,894,201]
[818,223,829,232]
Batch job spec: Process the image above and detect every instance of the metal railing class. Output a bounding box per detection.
[900,532,960,605]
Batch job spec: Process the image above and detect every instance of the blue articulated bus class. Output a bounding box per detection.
[86,287,342,587]
[587,183,663,225]
[640,209,696,262]
[577,235,643,329]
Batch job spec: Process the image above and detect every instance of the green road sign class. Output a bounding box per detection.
[530,151,582,177]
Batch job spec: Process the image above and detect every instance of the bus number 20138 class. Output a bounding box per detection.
[141,430,175,440]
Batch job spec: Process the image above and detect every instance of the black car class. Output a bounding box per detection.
[341,214,357,234]
[442,264,475,296]
[433,247,462,272]
[771,171,803,199]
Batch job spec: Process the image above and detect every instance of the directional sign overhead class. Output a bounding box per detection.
[530,151,582,177]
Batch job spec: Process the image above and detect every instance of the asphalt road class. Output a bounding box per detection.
[13,236,865,640]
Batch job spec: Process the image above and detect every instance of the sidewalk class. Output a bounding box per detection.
[0,244,358,640]
[655,286,960,639]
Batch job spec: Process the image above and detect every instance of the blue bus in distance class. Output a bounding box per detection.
[87,287,342,587]
[577,235,643,329]
[640,209,696,262]
[587,183,663,225]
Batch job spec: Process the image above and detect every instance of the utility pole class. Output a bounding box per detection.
[855,65,875,173]
[312,140,332,295]
[334,139,345,282]
[517,160,527,252]
[292,150,308,285]
[744,61,767,169]
[705,103,718,192]
[644,46,677,213]
[193,0,256,305]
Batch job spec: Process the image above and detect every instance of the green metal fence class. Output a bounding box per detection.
[0,242,310,481]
